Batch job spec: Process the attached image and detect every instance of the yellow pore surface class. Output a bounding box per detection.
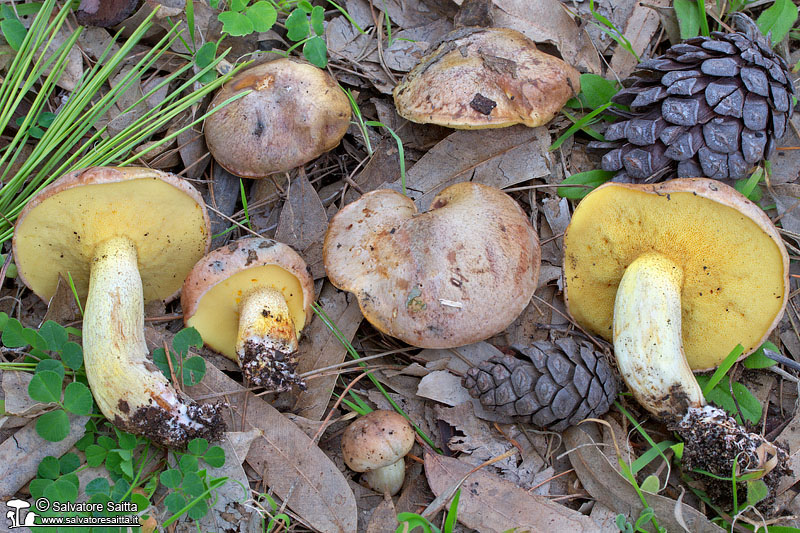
[14,178,208,303]
[564,186,786,370]
[186,265,306,359]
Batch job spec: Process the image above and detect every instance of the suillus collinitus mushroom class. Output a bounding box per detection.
[12,166,224,448]
[563,178,790,509]
[323,182,540,349]
[182,237,314,391]
[203,58,351,178]
[393,27,580,129]
[341,410,416,496]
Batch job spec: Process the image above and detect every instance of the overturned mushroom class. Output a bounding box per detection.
[182,237,314,391]
[323,182,540,348]
[12,167,223,448]
[393,27,580,129]
[341,410,415,496]
[563,178,790,509]
[204,58,351,178]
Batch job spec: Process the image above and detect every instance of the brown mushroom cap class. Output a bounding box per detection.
[323,182,540,348]
[393,27,580,129]
[204,58,351,178]
[182,237,315,360]
[12,166,210,304]
[341,410,415,472]
[564,178,789,371]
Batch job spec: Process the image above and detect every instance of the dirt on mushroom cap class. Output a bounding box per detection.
[563,178,789,371]
[204,58,351,178]
[393,27,581,129]
[12,166,210,304]
[323,182,540,349]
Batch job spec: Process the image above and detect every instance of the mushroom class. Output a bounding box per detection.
[323,182,540,349]
[341,410,415,496]
[203,58,351,178]
[563,178,790,508]
[12,166,224,448]
[182,237,314,391]
[393,27,580,129]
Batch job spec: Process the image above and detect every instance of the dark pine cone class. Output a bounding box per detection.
[590,13,795,182]
[462,338,618,431]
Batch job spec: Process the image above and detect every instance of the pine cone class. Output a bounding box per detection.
[590,13,795,182]
[462,339,618,431]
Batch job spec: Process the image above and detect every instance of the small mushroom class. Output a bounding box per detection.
[12,167,223,448]
[563,178,790,509]
[182,237,314,391]
[393,27,580,129]
[204,58,351,178]
[341,410,415,496]
[323,182,540,348]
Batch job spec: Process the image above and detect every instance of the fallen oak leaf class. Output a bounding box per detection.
[185,362,357,533]
[563,424,725,533]
[424,452,598,532]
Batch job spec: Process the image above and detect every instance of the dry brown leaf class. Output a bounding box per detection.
[384,19,453,72]
[0,414,88,499]
[769,184,800,248]
[186,363,357,533]
[177,125,210,180]
[563,424,725,533]
[275,171,329,279]
[609,0,670,78]
[366,494,399,533]
[193,430,260,532]
[41,27,83,91]
[42,273,82,325]
[383,125,552,210]
[326,16,376,65]
[379,0,441,29]
[285,282,363,420]
[434,403,549,489]
[207,164,242,248]
[775,409,800,494]
[417,341,504,374]
[2,372,47,417]
[417,370,471,406]
[540,196,570,265]
[372,99,450,153]
[771,118,800,185]
[452,0,602,74]
[424,453,598,532]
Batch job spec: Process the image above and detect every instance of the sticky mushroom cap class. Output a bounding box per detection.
[323,182,540,348]
[182,237,315,360]
[204,58,351,178]
[12,166,210,304]
[563,178,789,371]
[393,27,580,129]
[341,410,415,472]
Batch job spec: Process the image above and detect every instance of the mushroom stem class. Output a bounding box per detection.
[613,253,704,421]
[614,253,789,511]
[84,236,223,448]
[235,286,304,391]
[362,458,406,496]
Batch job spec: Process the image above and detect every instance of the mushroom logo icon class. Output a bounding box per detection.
[5,499,37,528]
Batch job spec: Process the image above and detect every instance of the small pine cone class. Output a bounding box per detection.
[462,338,618,431]
[589,13,795,182]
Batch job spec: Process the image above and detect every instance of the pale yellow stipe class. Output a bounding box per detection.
[613,253,705,418]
